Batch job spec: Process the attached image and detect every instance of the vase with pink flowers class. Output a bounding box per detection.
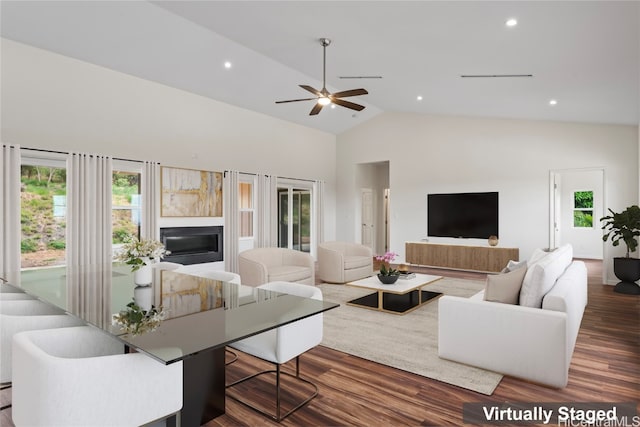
[375,251,400,284]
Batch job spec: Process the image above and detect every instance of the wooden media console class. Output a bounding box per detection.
[405,242,519,273]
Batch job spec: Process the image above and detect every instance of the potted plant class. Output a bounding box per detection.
[115,235,170,285]
[112,299,167,336]
[375,251,400,285]
[601,205,640,294]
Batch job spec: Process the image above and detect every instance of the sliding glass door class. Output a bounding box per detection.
[278,187,311,253]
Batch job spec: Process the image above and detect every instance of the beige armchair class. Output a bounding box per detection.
[318,241,373,284]
[238,248,314,286]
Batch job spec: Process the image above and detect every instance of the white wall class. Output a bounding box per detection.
[337,112,638,284]
[1,39,337,242]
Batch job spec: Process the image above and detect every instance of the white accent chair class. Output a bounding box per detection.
[238,248,315,286]
[317,241,373,284]
[12,325,183,427]
[1,299,84,384]
[227,281,323,422]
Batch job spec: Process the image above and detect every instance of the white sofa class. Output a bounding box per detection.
[438,244,587,388]
[238,248,314,287]
[317,241,373,284]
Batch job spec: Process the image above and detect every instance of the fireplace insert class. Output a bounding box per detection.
[159,226,223,265]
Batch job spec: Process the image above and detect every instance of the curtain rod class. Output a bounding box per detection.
[20,147,154,164]
[224,170,318,183]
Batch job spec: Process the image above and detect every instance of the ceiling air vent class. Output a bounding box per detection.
[460,74,533,78]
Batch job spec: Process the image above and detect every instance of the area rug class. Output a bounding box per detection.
[318,277,503,395]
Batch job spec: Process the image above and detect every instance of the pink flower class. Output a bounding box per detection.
[375,251,398,263]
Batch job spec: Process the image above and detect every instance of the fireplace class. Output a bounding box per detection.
[159,226,223,265]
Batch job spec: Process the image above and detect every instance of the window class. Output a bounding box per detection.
[573,190,594,228]
[239,182,254,238]
[20,162,67,268]
[112,170,141,244]
[278,186,312,253]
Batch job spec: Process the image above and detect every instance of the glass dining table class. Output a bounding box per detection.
[5,268,339,426]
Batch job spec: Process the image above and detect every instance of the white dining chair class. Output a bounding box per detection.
[227,281,323,422]
[0,283,33,300]
[12,325,183,427]
[1,299,84,384]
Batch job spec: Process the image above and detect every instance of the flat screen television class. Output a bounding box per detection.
[427,192,498,239]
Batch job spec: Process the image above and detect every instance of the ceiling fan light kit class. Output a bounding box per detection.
[275,38,368,116]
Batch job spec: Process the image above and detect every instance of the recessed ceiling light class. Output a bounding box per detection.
[224,61,232,69]
[549,99,558,106]
[330,104,336,109]
[506,18,518,27]
[417,95,423,101]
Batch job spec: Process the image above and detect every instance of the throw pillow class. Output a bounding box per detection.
[519,244,573,308]
[484,266,528,305]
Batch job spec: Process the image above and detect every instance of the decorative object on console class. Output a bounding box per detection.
[112,300,167,336]
[161,166,223,217]
[115,235,170,286]
[488,235,499,247]
[600,205,640,295]
[375,251,400,284]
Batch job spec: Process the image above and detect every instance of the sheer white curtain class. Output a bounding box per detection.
[314,180,325,245]
[224,170,240,273]
[141,161,160,240]
[66,153,113,327]
[0,144,21,285]
[256,174,278,248]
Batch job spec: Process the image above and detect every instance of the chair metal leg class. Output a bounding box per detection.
[226,355,318,422]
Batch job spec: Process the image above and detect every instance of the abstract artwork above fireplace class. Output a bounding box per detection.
[161,166,223,217]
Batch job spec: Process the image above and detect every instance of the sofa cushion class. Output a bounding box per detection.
[268,266,312,282]
[484,266,527,305]
[501,259,527,273]
[527,248,550,266]
[344,255,371,270]
[519,244,573,308]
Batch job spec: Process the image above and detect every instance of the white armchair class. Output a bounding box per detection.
[238,248,314,286]
[227,281,323,421]
[1,299,84,384]
[12,325,183,427]
[318,241,373,283]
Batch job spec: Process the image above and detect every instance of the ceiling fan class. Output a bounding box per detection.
[276,38,368,116]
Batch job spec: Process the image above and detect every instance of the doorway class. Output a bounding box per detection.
[278,187,311,253]
[356,161,389,255]
[361,188,374,251]
[550,168,604,259]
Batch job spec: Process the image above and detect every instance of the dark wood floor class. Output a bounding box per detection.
[2,260,638,426]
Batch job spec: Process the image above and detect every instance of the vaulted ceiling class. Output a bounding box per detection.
[2,1,638,134]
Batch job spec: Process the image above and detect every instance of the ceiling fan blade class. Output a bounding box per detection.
[331,88,368,98]
[275,97,318,104]
[332,98,366,111]
[309,103,324,115]
[300,85,322,96]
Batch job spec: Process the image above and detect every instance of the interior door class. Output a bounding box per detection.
[361,188,374,251]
